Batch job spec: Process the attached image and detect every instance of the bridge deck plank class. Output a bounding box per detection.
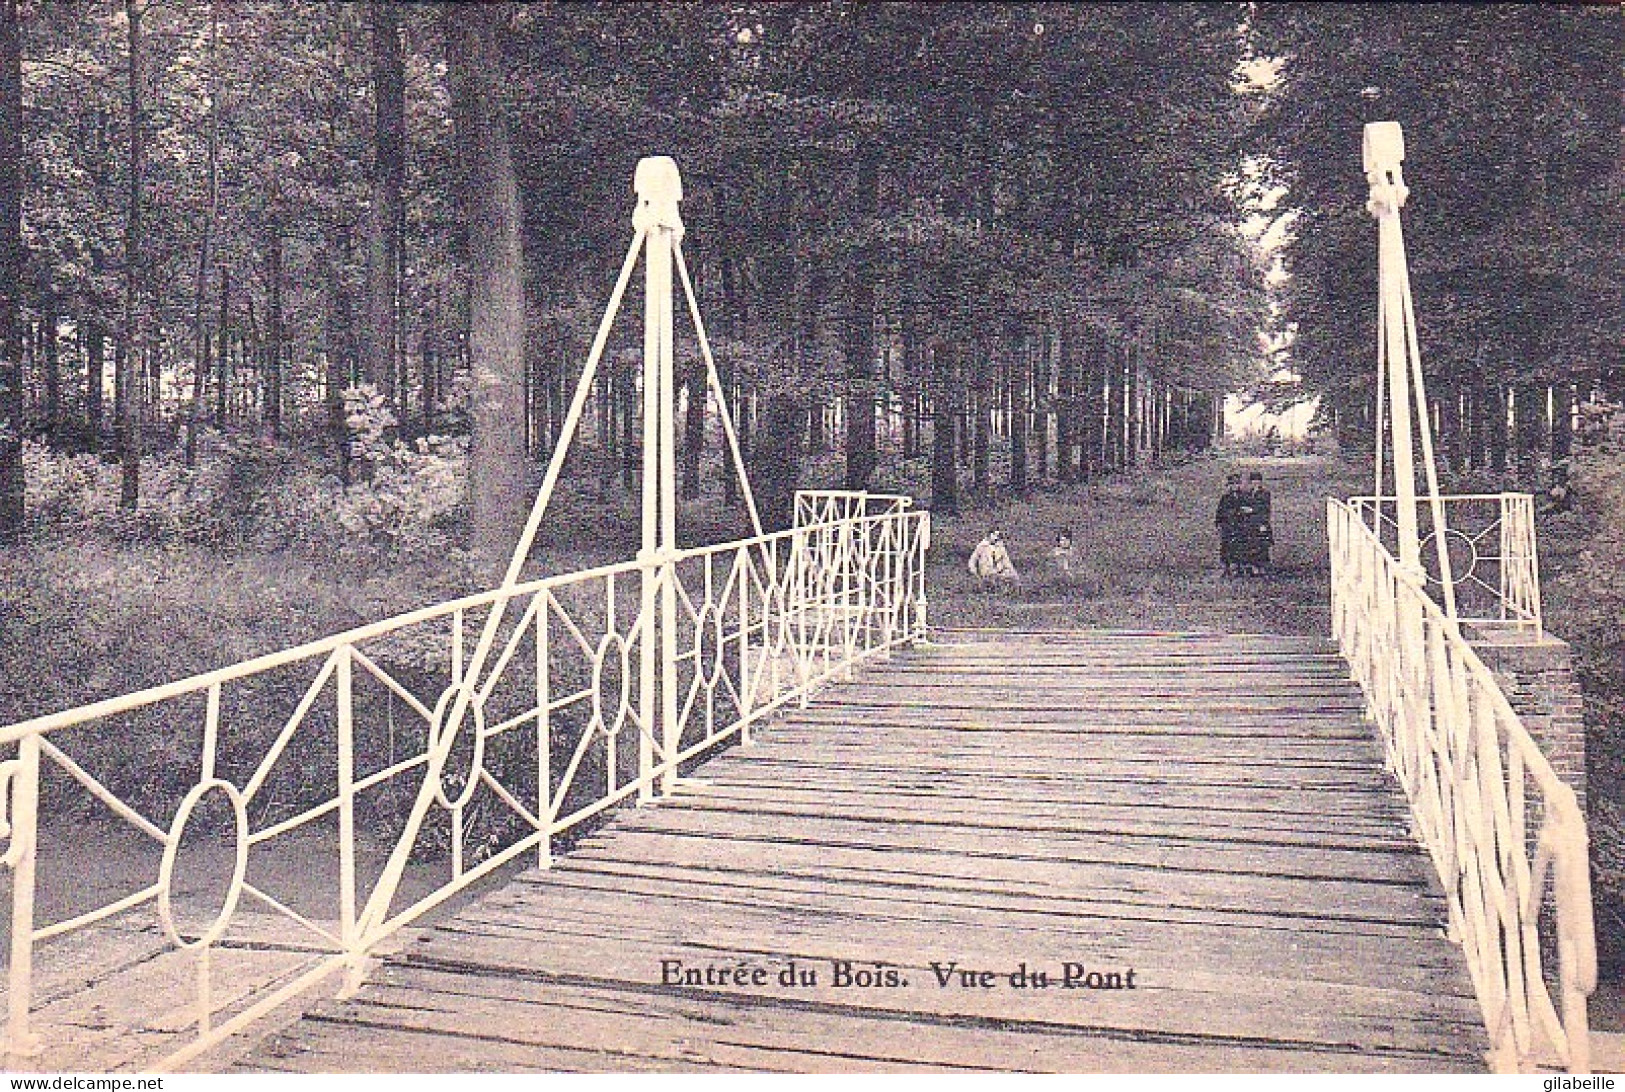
[243,632,1487,1073]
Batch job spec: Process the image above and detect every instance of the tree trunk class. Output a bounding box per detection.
[265,223,283,438]
[717,251,740,504]
[900,298,920,462]
[118,0,143,510]
[1034,330,1050,481]
[1103,351,1122,472]
[681,359,704,500]
[1006,322,1027,497]
[1434,384,1460,474]
[0,0,21,539]
[447,8,527,578]
[1128,361,1144,467]
[41,296,59,445]
[144,333,159,418]
[1081,337,1104,479]
[1055,324,1075,483]
[1513,382,1543,475]
[1551,381,1574,463]
[928,338,956,514]
[363,1,405,404]
[1459,383,1479,470]
[85,321,104,453]
[185,2,220,466]
[329,228,355,481]
[1485,382,1509,474]
[972,337,990,498]
[525,318,546,458]
[420,326,435,431]
[842,145,879,490]
[215,268,230,422]
[619,360,635,494]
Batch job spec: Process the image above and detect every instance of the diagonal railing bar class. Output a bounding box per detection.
[238,883,345,950]
[36,740,169,844]
[349,649,436,724]
[242,654,339,803]
[546,589,598,660]
[32,883,162,943]
[673,243,764,541]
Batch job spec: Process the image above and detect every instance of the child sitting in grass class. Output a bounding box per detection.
[1050,528,1076,575]
[968,528,1019,583]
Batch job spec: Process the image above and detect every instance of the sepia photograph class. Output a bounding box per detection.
[0,0,1620,1078]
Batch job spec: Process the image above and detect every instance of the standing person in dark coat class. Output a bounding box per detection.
[1214,473,1245,576]
[1241,470,1273,575]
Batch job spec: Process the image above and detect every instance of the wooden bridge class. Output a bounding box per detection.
[243,630,1485,1074]
[0,148,1598,1075]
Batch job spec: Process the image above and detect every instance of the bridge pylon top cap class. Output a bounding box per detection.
[634,156,683,204]
[1363,121,1405,174]
[633,156,684,235]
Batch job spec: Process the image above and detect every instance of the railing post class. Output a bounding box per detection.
[335,645,365,996]
[737,547,753,743]
[638,555,657,803]
[3,732,43,1057]
[660,555,679,796]
[536,593,553,867]
[916,513,931,641]
[793,528,812,708]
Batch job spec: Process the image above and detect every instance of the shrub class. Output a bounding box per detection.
[18,387,472,565]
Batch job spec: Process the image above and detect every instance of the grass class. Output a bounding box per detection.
[926,452,1366,636]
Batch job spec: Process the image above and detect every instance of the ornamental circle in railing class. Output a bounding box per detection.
[1420,527,1480,587]
[429,683,487,811]
[592,632,632,736]
[692,604,712,687]
[704,604,728,689]
[767,581,795,656]
[156,777,249,951]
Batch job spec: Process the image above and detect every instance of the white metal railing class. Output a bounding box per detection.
[1328,497,1594,1073]
[793,490,913,528]
[0,496,929,1071]
[1349,492,1543,636]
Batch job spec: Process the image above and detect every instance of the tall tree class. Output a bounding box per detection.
[363,1,405,405]
[446,6,525,576]
[117,0,143,509]
[0,0,21,540]
[184,0,220,466]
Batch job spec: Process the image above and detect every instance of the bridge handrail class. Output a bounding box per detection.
[0,503,930,1070]
[1328,497,1594,1073]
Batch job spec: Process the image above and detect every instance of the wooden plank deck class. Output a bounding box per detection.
[243,629,1488,1074]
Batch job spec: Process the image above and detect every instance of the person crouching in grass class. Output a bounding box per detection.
[968,528,1020,584]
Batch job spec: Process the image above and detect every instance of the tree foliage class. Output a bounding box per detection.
[1254,4,1622,465]
[2,1,1272,542]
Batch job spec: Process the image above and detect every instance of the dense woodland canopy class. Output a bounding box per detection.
[0,2,1617,564]
[1253,4,1623,470]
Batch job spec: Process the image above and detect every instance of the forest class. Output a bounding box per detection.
[0,2,1618,566]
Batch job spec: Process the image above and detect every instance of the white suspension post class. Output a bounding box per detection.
[1366,122,1423,578]
[1365,121,1457,619]
[632,156,684,799]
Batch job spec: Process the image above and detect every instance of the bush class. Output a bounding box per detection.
[1549,450,1625,745]
[18,386,472,566]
